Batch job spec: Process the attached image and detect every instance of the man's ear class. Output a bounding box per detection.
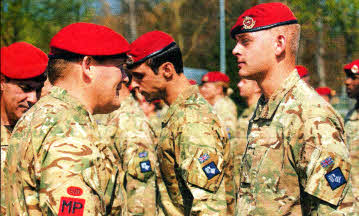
[160,62,175,80]
[0,74,6,93]
[274,34,286,57]
[81,56,95,83]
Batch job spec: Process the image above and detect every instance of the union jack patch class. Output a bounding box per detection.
[198,153,209,164]
[321,156,334,168]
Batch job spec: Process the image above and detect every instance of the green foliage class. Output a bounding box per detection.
[1,0,95,52]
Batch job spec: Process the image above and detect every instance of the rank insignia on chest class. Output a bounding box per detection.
[140,160,152,173]
[325,167,347,190]
[202,161,220,180]
[139,151,148,158]
[320,156,334,168]
[198,153,209,164]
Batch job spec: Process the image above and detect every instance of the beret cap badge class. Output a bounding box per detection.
[351,65,358,74]
[243,16,255,29]
[127,54,134,65]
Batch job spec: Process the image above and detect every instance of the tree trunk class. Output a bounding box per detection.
[316,19,326,86]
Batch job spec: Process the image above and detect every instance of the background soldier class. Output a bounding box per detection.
[94,82,158,215]
[5,23,130,215]
[296,65,310,85]
[0,41,47,215]
[231,2,355,215]
[315,86,335,103]
[200,71,238,140]
[127,31,234,215]
[344,59,359,204]
[233,78,261,192]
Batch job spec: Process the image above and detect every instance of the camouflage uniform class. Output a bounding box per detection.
[232,104,256,192]
[95,95,158,216]
[157,85,234,215]
[345,105,359,202]
[5,86,126,215]
[213,96,237,139]
[238,71,356,215]
[1,125,11,215]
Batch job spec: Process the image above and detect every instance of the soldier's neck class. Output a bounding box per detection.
[165,73,191,105]
[247,94,261,107]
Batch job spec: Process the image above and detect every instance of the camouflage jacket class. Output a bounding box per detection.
[157,85,234,216]
[5,86,126,216]
[232,103,256,192]
[345,105,359,203]
[95,95,158,216]
[213,96,238,139]
[238,71,356,215]
[1,125,11,215]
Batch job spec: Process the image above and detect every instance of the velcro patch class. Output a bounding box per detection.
[198,153,209,164]
[321,156,334,168]
[202,161,220,180]
[139,151,148,158]
[58,197,85,216]
[140,160,152,173]
[325,167,347,190]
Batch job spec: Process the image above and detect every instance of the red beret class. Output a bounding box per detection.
[1,42,48,79]
[188,79,197,85]
[316,87,335,96]
[231,2,297,38]
[296,65,308,78]
[344,59,359,74]
[202,71,230,83]
[127,31,176,65]
[49,22,129,57]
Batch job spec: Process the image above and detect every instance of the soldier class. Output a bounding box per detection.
[231,2,355,215]
[0,42,47,215]
[344,59,359,203]
[94,81,158,215]
[126,31,234,215]
[315,86,335,103]
[296,65,310,85]
[232,79,261,191]
[5,23,130,215]
[200,71,238,139]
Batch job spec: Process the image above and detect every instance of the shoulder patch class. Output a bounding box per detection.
[325,167,347,190]
[139,151,148,158]
[58,197,85,216]
[67,186,83,196]
[198,153,209,164]
[320,156,334,168]
[140,160,152,173]
[202,161,220,180]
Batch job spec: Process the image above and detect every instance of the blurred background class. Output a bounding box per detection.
[1,0,358,115]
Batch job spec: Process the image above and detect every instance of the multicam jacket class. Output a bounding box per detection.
[5,86,126,216]
[345,104,359,204]
[213,96,238,139]
[157,85,234,215]
[238,71,356,215]
[232,104,256,192]
[1,125,11,215]
[95,95,158,216]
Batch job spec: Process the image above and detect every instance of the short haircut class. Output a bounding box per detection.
[128,44,184,74]
[2,71,47,83]
[47,51,127,85]
[270,24,301,56]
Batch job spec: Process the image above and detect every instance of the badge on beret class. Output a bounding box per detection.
[243,16,255,29]
[140,160,152,173]
[203,76,209,82]
[127,54,134,64]
[325,167,347,190]
[352,65,358,74]
[202,161,220,180]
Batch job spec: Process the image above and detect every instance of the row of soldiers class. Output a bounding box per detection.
[1,2,359,215]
